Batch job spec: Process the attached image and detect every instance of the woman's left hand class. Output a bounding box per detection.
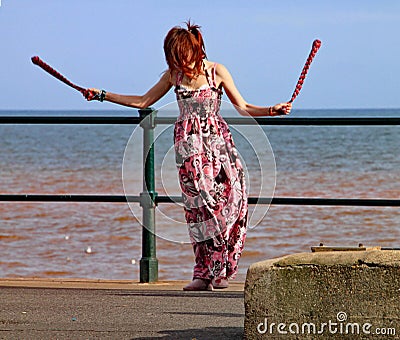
[272,102,292,116]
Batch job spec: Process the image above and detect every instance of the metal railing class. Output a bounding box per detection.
[1,109,399,282]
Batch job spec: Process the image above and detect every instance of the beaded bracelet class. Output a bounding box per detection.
[99,89,107,102]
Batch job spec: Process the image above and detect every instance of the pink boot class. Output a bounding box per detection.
[212,278,229,289]
[183,279,213,291]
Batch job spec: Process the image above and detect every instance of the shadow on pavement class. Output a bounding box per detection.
[132,326,243,339]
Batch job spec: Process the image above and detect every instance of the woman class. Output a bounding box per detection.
[85,21,291,291]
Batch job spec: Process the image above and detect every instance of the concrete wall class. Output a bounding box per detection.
[244,250,400,339]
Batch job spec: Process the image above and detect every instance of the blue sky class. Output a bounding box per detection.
[1,0,399,110]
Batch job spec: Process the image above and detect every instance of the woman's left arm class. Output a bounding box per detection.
[217,63,291,117]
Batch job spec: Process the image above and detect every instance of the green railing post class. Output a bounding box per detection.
[138,107,158,283]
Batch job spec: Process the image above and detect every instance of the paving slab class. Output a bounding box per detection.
[0,278,245,339]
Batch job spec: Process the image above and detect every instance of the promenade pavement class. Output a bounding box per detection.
[0,278,245,339]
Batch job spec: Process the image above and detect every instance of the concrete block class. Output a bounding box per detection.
[244,250,400,339]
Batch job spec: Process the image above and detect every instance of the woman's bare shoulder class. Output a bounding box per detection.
[162,69,176,86]
[204,60,229,75]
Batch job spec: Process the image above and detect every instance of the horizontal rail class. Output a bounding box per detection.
[0,116,142,125]
[0,116,399,125]
[0,195,399,206]
[228,117,400,126]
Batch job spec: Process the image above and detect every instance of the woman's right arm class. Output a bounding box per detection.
[85,71,173,109]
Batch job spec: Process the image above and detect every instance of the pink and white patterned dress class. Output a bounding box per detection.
[173,63,248,281]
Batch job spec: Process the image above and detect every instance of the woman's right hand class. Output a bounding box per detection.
[84,88,100,101]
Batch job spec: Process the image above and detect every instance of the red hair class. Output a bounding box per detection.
[164,21,207,80]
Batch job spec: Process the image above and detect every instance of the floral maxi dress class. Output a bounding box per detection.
[173,63,248,281]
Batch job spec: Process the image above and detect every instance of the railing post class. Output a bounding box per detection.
[138,107,158,283]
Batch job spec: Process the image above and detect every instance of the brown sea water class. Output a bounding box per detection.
[0,109,399,281]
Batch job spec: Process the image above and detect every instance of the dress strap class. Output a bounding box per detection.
[211,63,218,88]
[176,71,183,86]
[204,62,218,88]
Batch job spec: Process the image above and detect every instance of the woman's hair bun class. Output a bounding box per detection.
[164,20,207,79]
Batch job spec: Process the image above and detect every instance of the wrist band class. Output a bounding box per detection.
[268,106,273,116]
[99,89,106,102]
